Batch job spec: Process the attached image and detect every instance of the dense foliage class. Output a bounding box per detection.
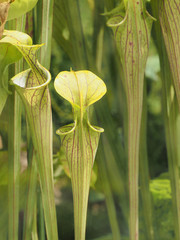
[0,0,179,240]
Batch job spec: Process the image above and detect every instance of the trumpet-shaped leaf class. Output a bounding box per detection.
[107,1,154,239]
[54,70,106,240]
[0,30,32,115]
[7,31,58,240]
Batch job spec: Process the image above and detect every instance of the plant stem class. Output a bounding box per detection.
[161,43,180,240]
[8,65,21,240]
[73,122,88,240]
[38,189,45,240]
[151,2,180,238]
[7,15,26,240]
[159,0,180,110]
[32,201,38,240]
[162,58,180,240]
[139,83,154,240]
[107,2,153,238]
[23,150,38,240]
[33,0,54,69]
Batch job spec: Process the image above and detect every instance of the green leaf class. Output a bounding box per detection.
[151,1,180,239]
[8,31,58,240]
[158,0,180,110]
[23,152,38,240]
[0,151,8,185]
[53,0,73,60]
[139,83,154,240]
[107,1,154,240]
[54,70,106,240]
[0,30,32,115]
[6,17,26,240]
[7,0,38,20]
[33,0,54,69]
[0,30,32,64]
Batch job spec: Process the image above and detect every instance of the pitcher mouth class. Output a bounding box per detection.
[10,62,51,90]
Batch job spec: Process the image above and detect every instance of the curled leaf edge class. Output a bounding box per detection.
[10,63,51,90]
[56,119,104,136]
[107,6,155,28]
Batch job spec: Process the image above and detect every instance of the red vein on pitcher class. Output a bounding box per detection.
[54,70,106,240]
[107,1,154,239]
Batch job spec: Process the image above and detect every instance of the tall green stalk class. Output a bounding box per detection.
[8,74,21,240]
[158,0,180,110]
[22,16,38,240]
[38,192,45,240]
[23,150,38,240]
[7,16,26,240]
[107,1,153,239]
[33,0,54,69]
[32,200,38,240]
[151,1,180,238]
[161,45,180,240]
[139,82,154,240]
[30,1,55,238]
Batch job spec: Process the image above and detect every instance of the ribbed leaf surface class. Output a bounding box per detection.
[55,70,106,240]
[5,30,59,240]
[108,1,153,239]
[159,0,180,110]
